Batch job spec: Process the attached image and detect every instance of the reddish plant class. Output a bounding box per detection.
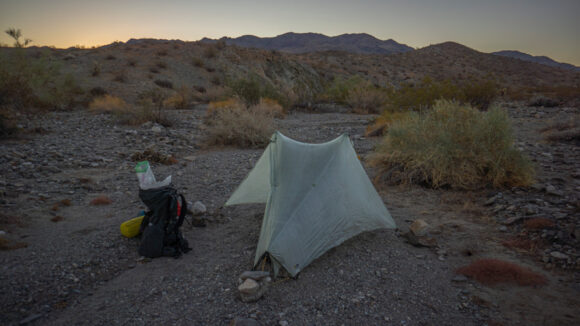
[524,218,554,230]
[456,259,547,286]
[90,196,112,206]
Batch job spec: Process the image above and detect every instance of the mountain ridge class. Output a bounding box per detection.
[201,32,414,55]
[492,50,579,71]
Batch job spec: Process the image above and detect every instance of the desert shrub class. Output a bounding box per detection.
[91,61,101,76]
[456,259,547,286]
[370,100,535,189]
[203,97,275,148]
[322,76,365,104]
[127,58,137,67]
[154,79,173,89]
[88,95,129,114]
[346,82,390,114]
[89,86,107,97]
[135,89,172,126]
[131,148,177,165]
[0,108,18,139]
[192,57,204,67]
[252,98,285,119]
[105,54,116,60]
[89,94,167,126]
[365,111,411,137]
[203,45,217,59]
[164,86,192,109]
[540,114,580,143]
[113,69,127,83]
[385,77,498,112]
[156,50,168,56]
[155,61,167,69]
[528,95,560,107]
[227,75,285,107]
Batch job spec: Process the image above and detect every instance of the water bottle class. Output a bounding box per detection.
[135,161,156,189]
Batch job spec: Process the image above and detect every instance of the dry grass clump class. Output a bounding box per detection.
[131,148,178,165]
[524,218,554,230]
[88,95,128,114]
[370,100,535,190]
[252,98,285,118]
[540,114,580,143]
[0,237,28,250]
[164,86,192,109]
[365,111,411,137]
[90,196,112,206]
[203,97,277,148]
[456,259,547,286]
[502,237,544,252]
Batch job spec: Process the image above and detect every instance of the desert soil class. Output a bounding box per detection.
[0,103,578,326]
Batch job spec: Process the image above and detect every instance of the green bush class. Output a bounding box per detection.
[0,49,83,110]
[370,100,534,189]
[385,77,498,112]
[227,75,285,107]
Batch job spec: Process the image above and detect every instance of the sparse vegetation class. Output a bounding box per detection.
[5,27,32,48]
[227,75,285,107]
[154,79,173,89]
[456,259,547,286]
[90,196,112,205]
[88,95,129,114]
[164,85,192,109]
[203,97,277,148]
[540,114,580,143]
[370,100,535,190]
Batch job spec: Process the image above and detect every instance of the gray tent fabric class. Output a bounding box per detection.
[225,132,396,277]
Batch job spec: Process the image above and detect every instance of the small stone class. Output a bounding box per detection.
[192,201,207,216]
[238,278,259,294]
[498,226,508,232]
[279,321,289,326]
[409,219,429,237]
[484,196,497,206]
[452,275,468,282]
[550,251,569,260]
[151,125,163,133]
[230,318,261,326]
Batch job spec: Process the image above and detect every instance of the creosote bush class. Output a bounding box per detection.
[203,97,279,148]
[88,95,128,114]
[370,100,534,190]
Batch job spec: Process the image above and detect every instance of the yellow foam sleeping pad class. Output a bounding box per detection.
[120,215,145,238]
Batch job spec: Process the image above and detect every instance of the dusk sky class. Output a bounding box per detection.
[1,0,579,65]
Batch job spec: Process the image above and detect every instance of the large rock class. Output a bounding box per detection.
[238,273,271,303]
[409,219,430,237]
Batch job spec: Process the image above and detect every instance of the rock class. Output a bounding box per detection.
[409,219,429,237]
[484,196,498,206]
[402,231,437,248]
[230,318,261,326]
[238,276,270,303]
[279,321,289,326]
[18,313,43,325]
[240,271,271,281]
[452,275,468,282]
[545,185,563,196]
[192,201,207,216]
[151,124,163,133]
[550,251,569,260]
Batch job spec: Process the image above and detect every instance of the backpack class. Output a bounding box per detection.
[138,186,191,258]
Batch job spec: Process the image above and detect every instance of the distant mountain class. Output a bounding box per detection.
[493,50,579,71]
[201,32,414,55]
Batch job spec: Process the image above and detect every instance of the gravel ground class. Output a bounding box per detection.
[1,104,578,326]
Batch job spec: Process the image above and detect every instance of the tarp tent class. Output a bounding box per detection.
[225,132,396,277]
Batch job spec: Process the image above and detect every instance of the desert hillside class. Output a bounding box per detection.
[1,37,579,326]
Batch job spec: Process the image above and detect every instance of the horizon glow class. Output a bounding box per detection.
[0,0,579,65]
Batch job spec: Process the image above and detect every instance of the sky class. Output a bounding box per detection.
[1,0,579,65]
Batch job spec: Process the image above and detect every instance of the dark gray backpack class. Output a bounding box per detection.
[138,186,190,258]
